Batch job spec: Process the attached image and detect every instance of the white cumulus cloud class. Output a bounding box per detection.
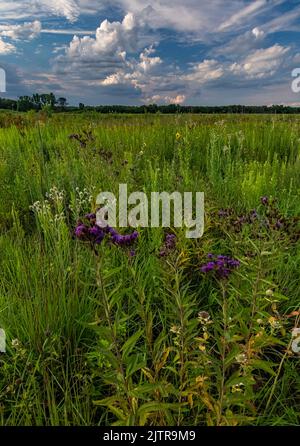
[60,13,140,64]
[100,46,162,89]
[230,44,290,79]
[183,59,224,84]
[144,94,186,105]
[252,27,264,39]
[0,0,80,22]
[138,47,162,72]
[39,0,80,22]
[165,94,186,104]
[0,37,16,54]
[0,20,41,40]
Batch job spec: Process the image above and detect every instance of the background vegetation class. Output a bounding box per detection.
[2,93,300,114]
[0,112,299,426]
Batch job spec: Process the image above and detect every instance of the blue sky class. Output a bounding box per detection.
[1,0,300,105]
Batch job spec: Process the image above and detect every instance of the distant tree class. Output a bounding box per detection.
[0,97,17,110]
[145,104,158,113]
[2,94,300,114]
[40,93,56,108]
[17,96,34,112]
[40,94,48,106]
[49,92,56,108]
[58,97,67,109]
[32,93,41,109]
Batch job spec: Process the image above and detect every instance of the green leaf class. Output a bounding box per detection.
[125,353,146,377]
[137,402,180,426]
[122,330,143,359]
[249,359,276,376]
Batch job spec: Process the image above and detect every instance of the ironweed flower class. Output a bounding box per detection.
[218,208,233,218]
[75,213,139,250]
[261,196,269,206]
[201,254,240,279]
[85,213,96,221]
[111,230,139,246]
[250,209,258,219]
[75,221,105,245]
[75,224,88,238]
[159,232,176,257]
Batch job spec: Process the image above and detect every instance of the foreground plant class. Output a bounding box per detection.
[200,254,240,279]
[74,212,139,253]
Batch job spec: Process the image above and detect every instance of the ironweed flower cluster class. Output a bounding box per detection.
[261,196,269,206]
[260,196,299,241]
[106,226,139,246]
[159,233,177,257]
[217,206,258,232]
[216,197,299,242]
[201,254,240,279]
[75,213,105,245]
[69,129,94,148]
[74,212,139,249]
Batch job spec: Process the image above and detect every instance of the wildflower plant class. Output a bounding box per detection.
[200,254,240,279]
[0,113,299,427]
[159,232,176,257]
[74,212,139,253]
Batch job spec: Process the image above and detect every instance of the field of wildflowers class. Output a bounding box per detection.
[0,111,299,426]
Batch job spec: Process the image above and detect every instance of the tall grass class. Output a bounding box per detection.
[0,112,299,425]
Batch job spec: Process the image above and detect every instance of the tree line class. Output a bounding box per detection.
[0,93,68,111]
[1,93,300,114]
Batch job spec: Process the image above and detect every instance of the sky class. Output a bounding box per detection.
[0,0,300,106]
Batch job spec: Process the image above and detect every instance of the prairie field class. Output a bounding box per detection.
[0,111,299,426]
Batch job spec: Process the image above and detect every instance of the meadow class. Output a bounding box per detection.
[0,111,299,426]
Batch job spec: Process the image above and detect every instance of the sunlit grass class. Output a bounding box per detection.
[0,112,299,426]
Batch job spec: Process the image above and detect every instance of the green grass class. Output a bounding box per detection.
[0,112,299,426]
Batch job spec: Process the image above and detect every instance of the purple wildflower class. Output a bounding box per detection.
[85,213,96,221]
[131,231,139,240]
[261,196,269,206]
[107,226,118,237]
[217,255,226,260]
[75,224,88,238]
[89,225,102,236]
[159,232,177,257]
[95,233,105,244]
[111,234,122,244]
[75,211,139,250]
[200,254,240,279]
[218,209,232,218]
[75,221,105,246]
[250,209,258,219]
[110,230,139,246]
[165,233,176,249]
[201,262,215,273]
[227,258,240,268]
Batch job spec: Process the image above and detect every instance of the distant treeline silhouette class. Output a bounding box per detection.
[0,94,300,114]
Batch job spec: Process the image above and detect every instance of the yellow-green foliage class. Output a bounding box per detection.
[0,112,299,426]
